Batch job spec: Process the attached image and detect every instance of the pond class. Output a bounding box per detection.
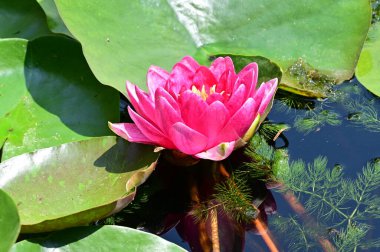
[1,1,380,252]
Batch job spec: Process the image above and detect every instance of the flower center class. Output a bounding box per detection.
[191,84,216,101]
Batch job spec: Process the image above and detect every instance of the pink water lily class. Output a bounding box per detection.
[109,56,277,161]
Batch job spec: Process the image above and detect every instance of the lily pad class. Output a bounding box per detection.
[36,0,72,36]
[356,22,380,97]
[0,136,158,233]
[0,189,20,252]
[11,225,186,251]
[55,0,370,97]
[0,36,119,160]
[0,0,51,39]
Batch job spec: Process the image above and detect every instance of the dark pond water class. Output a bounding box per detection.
[115,78,380,252]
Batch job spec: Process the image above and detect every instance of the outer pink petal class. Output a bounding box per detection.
[134,86,157,123]
[197,101,230,148]
[154,87,179,112]
[192,66,218,90]
[226,84,247,116]
[170,122,208,155]
[257,78,278,115]
[237,62,258,95]
[147,66,170,97]
[126,81,141,111]
[128,107,175,148]
[155,96,182,134]
[223,98,259,137]
[178,90,208,129]
[108,122,154,144]
[210,57,235,81]
[194,141,236,161]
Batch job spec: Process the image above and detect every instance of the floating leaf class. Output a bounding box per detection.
[356,22,380,97]
[0,0,51,39]
[55,0,370,96]
[11,225,186,251]
[0,136,159,233]
[36,0,72,36]
[0,36,119,160]
[0,189,20,252]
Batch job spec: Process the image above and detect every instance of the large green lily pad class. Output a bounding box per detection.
[11,225,186,251]
[0,189,20,252]
[0,0,51,39]
[55,0,370,97]
[0,136,158,233]
[0,36,119,160]
[356,22,380,97]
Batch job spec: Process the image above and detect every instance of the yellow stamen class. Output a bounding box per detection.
[191,84,216,101]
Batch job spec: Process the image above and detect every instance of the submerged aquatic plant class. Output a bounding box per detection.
[345,99,380,133]
[273,157,380,251]
[109,56,278,161]
[294,110,341,134]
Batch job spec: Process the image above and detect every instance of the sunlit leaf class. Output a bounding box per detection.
[0,189,20,252]
[55,0,370,97]
[0,136,158,233]
[11,225,186,251]
[0,36,119,160]
[356,22,380,97]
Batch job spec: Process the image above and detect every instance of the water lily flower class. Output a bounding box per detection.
[109,56,277,161]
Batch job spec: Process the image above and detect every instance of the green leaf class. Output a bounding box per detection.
[0,136,159,233]
[11,225,186,251]
[0,189,20,252]
[356,22,380,97]
[54,0,197,93]
[0,0,51,39]
[55,0,370,96]
[36,0,72,36]
[0,36,119,160]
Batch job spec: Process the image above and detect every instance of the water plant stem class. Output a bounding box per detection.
[210,208,220,252]
[218,163,280,252]
[282,189,336,252]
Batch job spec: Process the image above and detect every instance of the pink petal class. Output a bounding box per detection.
[210,57,235,81]
[218,70,238,94]
[194,141,236,161]
[192,66,218,90]
[126,81,141,111]
[134,86,157,123]
[155,96,182,134]
[169,122,208,155]
[223,98,259,138]
[178,90,208,129]
[237,62,258,95]
[108,122,153,144]
[206,93,225,104]
[128,107,175,148]
[147,66,170,97]
[257,78,278,115]
[196,101,230,148]
[169,56,200,92]
[178,56,200,71]
[226,84,247,116]
[154,87,179,112]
